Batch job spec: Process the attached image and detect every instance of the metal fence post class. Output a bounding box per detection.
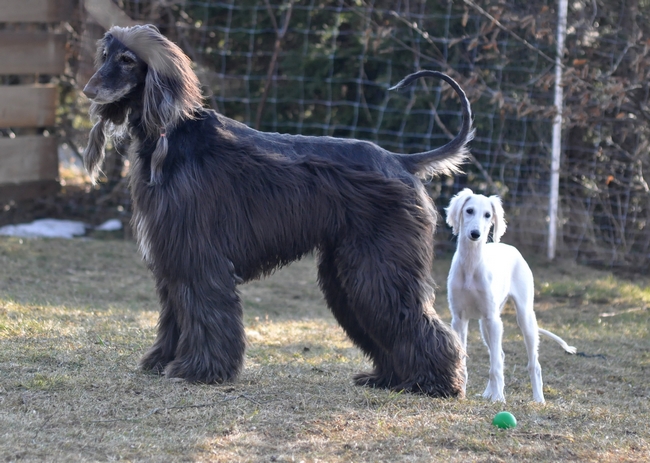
[548,0,568,260]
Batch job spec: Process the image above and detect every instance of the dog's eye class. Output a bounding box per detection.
[119,54,135,64]
[484,212,491,218]
[466,208,474,215]
[101,50,107,60]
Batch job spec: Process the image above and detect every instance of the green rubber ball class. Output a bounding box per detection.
[492,411,517,429]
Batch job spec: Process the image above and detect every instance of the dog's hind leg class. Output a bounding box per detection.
[139,277,180,373]
[317,247,400,389]
[163,268,246,384]
[390,308,465,397]
[512,290,545,403]
[335,238,464,398]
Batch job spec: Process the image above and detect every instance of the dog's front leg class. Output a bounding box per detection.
[481,316,506,402]
[162,268,245,384]
[140,276,180,373]
[451,316,469,394]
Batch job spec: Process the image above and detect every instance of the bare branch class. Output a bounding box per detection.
[255,0,295,130]
[462,0,559,67]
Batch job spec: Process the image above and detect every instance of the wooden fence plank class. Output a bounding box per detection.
[85,0,139,29]
[0,32,66,75]
[0,85,57,127]
[0,0,74,23]
[0,136,58,184]
[0,179,59,203]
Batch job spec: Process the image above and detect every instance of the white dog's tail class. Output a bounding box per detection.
[539,328,577,354]
[389,70,474,179]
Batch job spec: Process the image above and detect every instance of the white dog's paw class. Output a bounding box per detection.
[483,386,506,403]
[533,395,546,404]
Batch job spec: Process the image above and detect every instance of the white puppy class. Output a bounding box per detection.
[445,188,576,403]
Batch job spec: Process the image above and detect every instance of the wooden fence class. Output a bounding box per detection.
[0,0,73,202]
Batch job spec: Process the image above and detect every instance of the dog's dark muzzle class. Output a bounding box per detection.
[82,85,98,100]
[82,75,100,100]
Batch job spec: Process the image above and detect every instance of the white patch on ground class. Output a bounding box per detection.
[0,218,123,239]
[96,219,123,231]
[0,219,88,239]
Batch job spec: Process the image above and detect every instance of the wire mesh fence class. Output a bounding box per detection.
[83,0,650,270]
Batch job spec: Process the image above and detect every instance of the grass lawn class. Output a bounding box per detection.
[0,236,648,462]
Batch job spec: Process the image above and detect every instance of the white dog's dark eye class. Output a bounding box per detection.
[485,212,491,218]
[466,208,474,215]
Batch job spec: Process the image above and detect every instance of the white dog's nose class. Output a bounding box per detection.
[470,230,481,241]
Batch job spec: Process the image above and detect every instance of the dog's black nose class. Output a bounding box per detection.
[82,85,97,99]
[470,230,481,241]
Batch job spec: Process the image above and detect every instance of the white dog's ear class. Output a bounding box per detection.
[489,195,507,242]
[446,188,474,235]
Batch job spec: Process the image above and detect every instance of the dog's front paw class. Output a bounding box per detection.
[164,358,231,384]
[139,346,174,374]
[532,394,546,404]
[354,371,400,389]
[483,386,506,403]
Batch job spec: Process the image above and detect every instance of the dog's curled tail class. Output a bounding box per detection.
[538,328,577,354]
[389,70,474,179]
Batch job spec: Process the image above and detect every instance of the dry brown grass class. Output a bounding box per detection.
[1,237,648,462]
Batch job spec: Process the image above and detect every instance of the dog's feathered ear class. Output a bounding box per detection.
[489,195,507,243]
[445,188,474,236]
[141,44,202,184]
[83,116,106,184]
[108,25,203,184]
[143,70,175,184]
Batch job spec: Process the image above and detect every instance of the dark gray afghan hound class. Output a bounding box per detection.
[83,25,473,397]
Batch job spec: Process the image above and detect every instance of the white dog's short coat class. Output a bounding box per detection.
[446,188,576,403]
